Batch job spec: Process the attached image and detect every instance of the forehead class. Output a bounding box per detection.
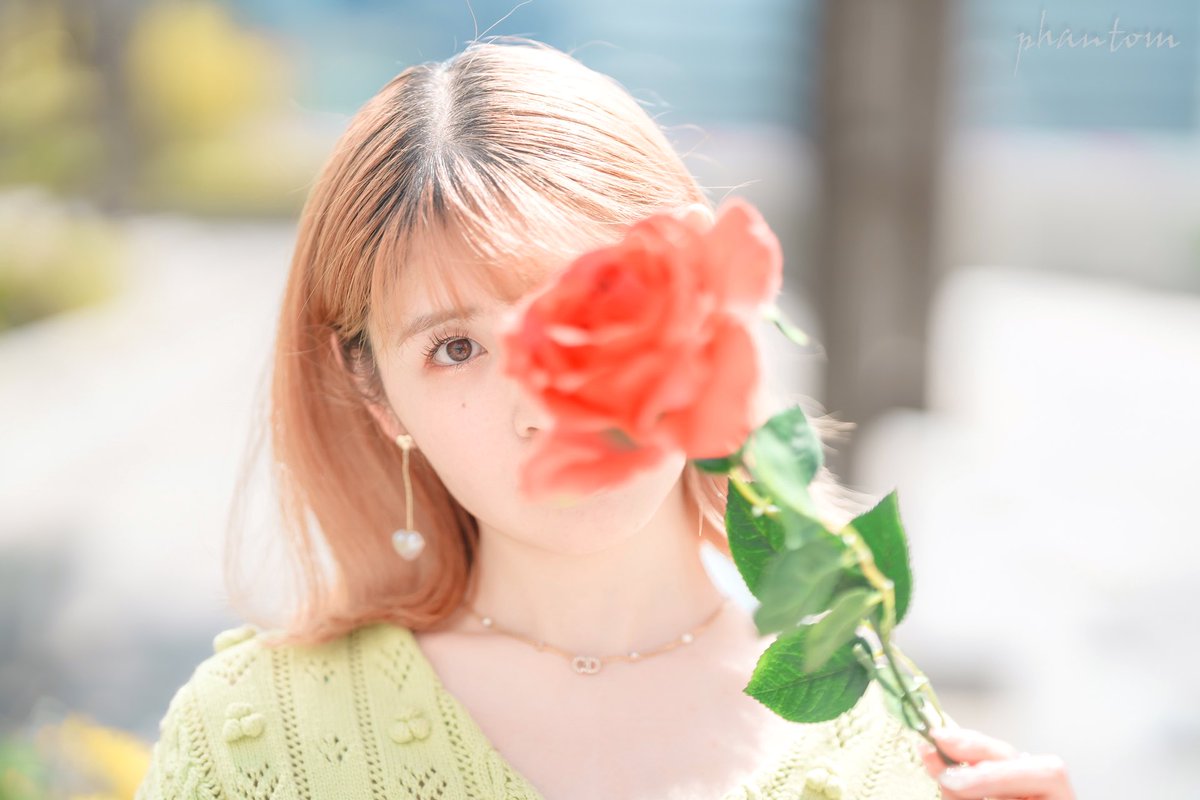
[403,232,555,311]
[368,202,631,344]
[372,226,567,344]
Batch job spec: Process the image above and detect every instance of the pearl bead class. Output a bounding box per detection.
[481,617,492,627]
[681,632,694,643]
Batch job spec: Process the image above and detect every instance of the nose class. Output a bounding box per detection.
[510,377,555,439]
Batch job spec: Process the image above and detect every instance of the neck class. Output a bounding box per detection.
[460,478,729,659]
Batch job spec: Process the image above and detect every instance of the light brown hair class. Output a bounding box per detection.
[225,37,869,648]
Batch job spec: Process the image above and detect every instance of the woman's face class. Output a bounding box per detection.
[367,251,689,557]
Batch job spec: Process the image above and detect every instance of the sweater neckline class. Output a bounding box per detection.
[390,622,810,800]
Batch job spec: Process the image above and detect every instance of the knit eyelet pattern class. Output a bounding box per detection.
[134,623,944,799]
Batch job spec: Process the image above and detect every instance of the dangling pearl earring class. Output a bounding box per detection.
[392,433,425,561]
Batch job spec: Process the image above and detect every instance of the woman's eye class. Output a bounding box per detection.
[422,330,486,368]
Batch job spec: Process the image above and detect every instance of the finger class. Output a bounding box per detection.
[936,753,1073,799]
[915,738,945,773]
[915,739,975,800]
[930,726,1021,763]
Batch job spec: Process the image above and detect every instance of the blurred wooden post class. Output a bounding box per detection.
[810,0,953,481]
[63,0,142,213]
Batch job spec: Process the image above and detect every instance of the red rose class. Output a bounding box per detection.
[499,196,783,500]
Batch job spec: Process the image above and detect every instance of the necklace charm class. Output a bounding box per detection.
[571,655,602,674]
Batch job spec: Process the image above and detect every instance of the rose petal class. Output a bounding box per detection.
[518,427,669,501]
[701,197,783,310]
[656,316,761,458]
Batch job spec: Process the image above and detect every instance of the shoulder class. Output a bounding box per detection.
[837,681,943,799]
[186,620,434,749]
[135,620,525,800]
[741,681,943,800]
[134,621,414,799]
[832,681,943,800]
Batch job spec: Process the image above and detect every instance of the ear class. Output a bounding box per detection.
[328,330,408,444]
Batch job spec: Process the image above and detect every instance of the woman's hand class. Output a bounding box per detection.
[915,727,1076,799]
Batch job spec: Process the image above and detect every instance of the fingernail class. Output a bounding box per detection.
[930,727,960,742]
[937,766,971,791]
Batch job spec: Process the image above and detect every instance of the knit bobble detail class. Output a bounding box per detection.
[213,624,258,653]
[803,763,846,799]
[223,701,266,742]
[388,706,432,744]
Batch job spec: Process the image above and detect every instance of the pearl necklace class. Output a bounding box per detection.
[463,597,732,675]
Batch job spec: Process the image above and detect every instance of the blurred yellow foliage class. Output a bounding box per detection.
[0,2,104,190]
[137,115,318,216]
[0,712,152,800]
[125,1,288,141]
[0,187,125,331]
[0,0,319,220]
[40,714,152,799]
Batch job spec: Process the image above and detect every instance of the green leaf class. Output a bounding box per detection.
[692,452,743,474]
[752,535,853,635]
[843,490,914,625]
[744,405,823,517]
[693,456,733,474]
[744,624,872,723]
[780,508,825,550]
[803,588,881,673]
[725,478,786,598]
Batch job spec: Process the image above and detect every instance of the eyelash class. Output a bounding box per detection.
[421,326,484,370]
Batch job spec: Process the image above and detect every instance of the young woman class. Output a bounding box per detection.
[136,38,1075,800]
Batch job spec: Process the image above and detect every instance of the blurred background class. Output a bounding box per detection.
[1,0,1197,796]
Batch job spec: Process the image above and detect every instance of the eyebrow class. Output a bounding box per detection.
[396,305,483,347]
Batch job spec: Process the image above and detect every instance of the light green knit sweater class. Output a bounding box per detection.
[135,621,944,799]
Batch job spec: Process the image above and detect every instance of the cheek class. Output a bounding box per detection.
[405,384,511,508]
